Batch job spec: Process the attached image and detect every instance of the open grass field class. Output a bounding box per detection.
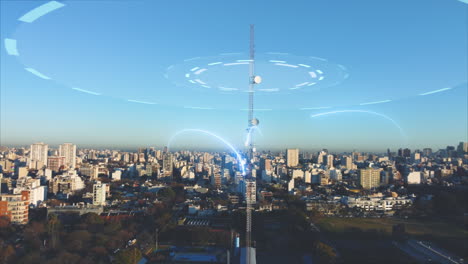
[317,217,467,238]
[316,217,468,260]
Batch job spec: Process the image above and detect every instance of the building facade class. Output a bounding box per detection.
[0,191,29,224]
[59,143,77,169]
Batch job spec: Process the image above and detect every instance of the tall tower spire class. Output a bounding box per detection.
[245,24,260,264]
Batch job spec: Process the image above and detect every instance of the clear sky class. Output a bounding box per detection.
[1,0,467,152]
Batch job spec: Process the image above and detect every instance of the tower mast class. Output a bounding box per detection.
[245,24,260,264]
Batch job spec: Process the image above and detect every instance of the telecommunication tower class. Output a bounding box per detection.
[245,24,261,264]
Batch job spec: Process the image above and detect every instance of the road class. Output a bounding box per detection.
[393,239,464,264]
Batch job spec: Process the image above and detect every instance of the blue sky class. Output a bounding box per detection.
[1,0,467,152]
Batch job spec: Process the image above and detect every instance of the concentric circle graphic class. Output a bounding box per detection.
[3,1,466,112]
[166,53,348,94]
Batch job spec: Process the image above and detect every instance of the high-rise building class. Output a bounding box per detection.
[403,148,411,158]
[59,143,77,169]
[457,142,468,154]
[446,146,456,157]
[317,151,326,164]
[341,156,353,169]
[30,142,48,169]
[286,148,299,167]
[162,153,173,178]
[422,148,432,157]
[210,172,221,189]
[358,168,382,189]
[326,154,334,168]
[0,191,29,224]
[93,181,107,206]
[329,169,342,181]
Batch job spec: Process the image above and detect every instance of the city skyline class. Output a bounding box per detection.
[3,141,467,156]
[1,0,467,151]
[1,1,467,264]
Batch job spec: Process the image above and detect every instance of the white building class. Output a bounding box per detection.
[329,169,342,181]
[49,170,85,195]
[326,154,334,168]
[407,171,422,184]
[304,171,312,183]
[292,169,304,180]
[286,148,299,167]
[30,142,48,169]
[59,143,77,169]
[14,177,47,207]
[343,196,413,211]
[17,167,28,179]
[288,178,294,192]
[93,181,107,206]
[112,170,122,181]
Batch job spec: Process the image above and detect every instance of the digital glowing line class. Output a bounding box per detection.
[194,79,206,85]
[296,82,309,87]
[168,129,246,175]
[184,57,200,62]
[194,68,207,75]
[275,63,298,68]
[18,1,65,23]
[258,88,280,92]
[359,99,392,105]
[300,106,331,110]
[310,110,407,139]
[245,126,261,147]
[24,68,51,79]
[298,64,311,68]
[219,87,239,91]
[127,99,157,105]
[269,60,286,63]
[419,87,452,96]
[309,56,327,62]
[223,62,249,66]
[71,87,101,96]
[207,62,222,66]
[4,39,19,56]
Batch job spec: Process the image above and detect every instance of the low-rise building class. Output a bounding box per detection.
[0,191,29,224]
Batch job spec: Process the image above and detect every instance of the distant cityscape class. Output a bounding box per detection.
[0,141,467,263]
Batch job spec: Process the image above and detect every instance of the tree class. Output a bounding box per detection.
[314,241,337,264]
[0,245,16,263]
[158,187,175,202]
[115,248,142,264]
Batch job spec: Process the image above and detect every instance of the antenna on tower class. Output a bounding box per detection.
[245,24,260,264]
[248,24,261,163]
